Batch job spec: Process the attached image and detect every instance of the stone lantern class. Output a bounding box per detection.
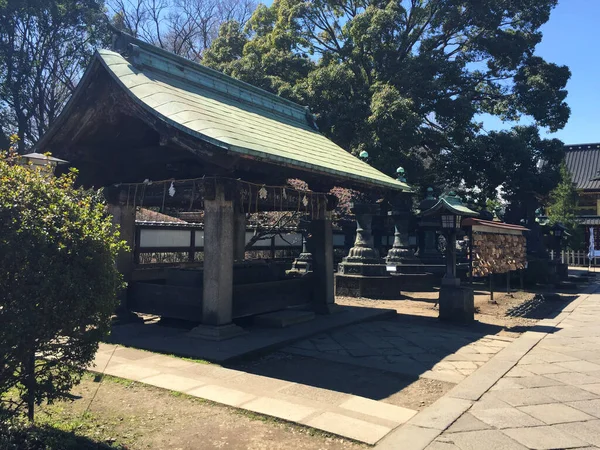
[18,152,68,174]
[386,167,417,267]
[421,193,478,322]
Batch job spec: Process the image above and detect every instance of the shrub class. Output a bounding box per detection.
[0,142,126,421]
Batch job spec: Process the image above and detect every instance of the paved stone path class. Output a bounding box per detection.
[286,321,515,384]
[93,316,511,444]
[93,343,417,445]
[378,283,600,450]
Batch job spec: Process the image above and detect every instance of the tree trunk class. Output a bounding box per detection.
[25,351,35,421]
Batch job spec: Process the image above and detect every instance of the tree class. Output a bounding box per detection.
[0,139,127,421]
[108,0,257,61]
[0,0,109,152]
[205,0,570,221]
[546,161,582,249]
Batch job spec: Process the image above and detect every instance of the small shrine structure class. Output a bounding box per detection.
[35,31,410,339]
[421,194,478,322]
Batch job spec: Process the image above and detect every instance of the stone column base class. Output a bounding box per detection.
[438,286,474,323]
[335,274,399,299]
[188,323,247,341]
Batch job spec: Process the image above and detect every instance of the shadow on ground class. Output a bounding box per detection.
[0,423,120,450]
[108,291,579,406]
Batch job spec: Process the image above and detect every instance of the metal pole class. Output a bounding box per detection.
[506,271,511,294]
[489,273,494,302]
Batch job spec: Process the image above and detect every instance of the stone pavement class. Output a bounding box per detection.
[285,320,515,384]
[378,283,600,450]
[93,310,516,445]
[92,343,417,445]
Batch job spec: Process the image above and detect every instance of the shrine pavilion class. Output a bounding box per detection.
[36,31,411,339]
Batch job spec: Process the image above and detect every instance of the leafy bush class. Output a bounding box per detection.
[0,142,126,421]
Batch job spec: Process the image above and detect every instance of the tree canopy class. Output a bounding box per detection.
[0,0,108,152]
[203,0,571,219]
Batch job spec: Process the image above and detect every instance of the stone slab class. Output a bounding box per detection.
[447,358,516,401]
[567,398,600,418]
[338,396,416,425]
[531,385,598,402]
[493,388,556,407]
[409,397,472,431]
[139,373,206,392]
[513,375,563,388]
[436,429,527,450]
[186,384,256,407]
[556,360,600,373]
[555,419,600,447]
[502,425,588,449]
[470,407,544,429]
[377,424,442,450]
[103,364,161,381]
[304,411,392,445]
[545,372,600,386]
[445,413,491,433]
[519,403,595,424]
[243,397,317,422]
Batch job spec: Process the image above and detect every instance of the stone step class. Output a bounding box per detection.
[254,310,315,328]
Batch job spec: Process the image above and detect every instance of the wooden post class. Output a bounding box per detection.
[489,273,494,302]
[188,229,196,262]
[469,228,474,286]
[519,269,524,290]
[270,235,276,259]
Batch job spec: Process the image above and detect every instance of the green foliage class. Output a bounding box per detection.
[546,162,583,249]
[205,0,570,220]
[0,143,126,421]
[0,0,108,151]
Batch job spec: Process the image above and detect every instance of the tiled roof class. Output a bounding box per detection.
[92,38,410,192]
[564,143,600,190]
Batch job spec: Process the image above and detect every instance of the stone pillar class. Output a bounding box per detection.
[189,180,245,340]
[439,229,473,323]
[107,190,141,323]
[307,212,335,313]
[442,231,459,286]
[233,208,246,262]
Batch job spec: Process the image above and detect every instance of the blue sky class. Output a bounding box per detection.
[483,0,600,145]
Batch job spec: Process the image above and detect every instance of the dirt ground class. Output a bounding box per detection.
[337,284,579,339]
[32,374,364,450]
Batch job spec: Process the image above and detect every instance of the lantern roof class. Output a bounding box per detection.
[420,193,479,218]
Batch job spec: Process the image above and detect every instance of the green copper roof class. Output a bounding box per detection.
[421,195,479,217]
[95,42,410,192]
